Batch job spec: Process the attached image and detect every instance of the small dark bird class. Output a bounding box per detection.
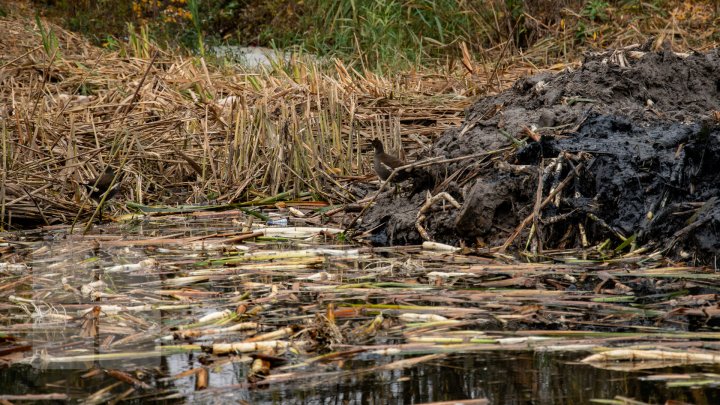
[84,167,120,202]
[83,167,121,222]
[371,139,408,182]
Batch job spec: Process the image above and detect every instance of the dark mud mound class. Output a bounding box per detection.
[359,46,720,263]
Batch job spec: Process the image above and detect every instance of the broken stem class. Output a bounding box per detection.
[497,161,585,253]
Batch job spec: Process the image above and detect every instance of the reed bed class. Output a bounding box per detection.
[0,14,541,228]
[6,4,712,229]
[1,211,720,401]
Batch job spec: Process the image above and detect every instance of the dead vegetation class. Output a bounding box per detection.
[1,3,720,402]
[0,14,484,228]
[3,0,719,230]
[2,212,720,402]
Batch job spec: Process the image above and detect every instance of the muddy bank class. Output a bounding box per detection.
[360,45,720,263]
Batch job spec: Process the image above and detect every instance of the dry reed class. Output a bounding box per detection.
[0,9,566,228]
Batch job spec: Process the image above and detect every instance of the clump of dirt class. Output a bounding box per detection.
[359,44,720,263]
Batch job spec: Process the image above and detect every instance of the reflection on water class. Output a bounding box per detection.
[2,350,719,404]
[2,218,720,404]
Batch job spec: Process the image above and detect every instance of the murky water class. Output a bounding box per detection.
[1,214,719,403]
[2,351,719,404]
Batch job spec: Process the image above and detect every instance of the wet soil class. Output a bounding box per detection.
[361,45,720,263]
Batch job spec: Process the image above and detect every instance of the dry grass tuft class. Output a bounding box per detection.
[0,15,498,227]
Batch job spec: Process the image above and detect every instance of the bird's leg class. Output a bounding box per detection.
[376,180,393,198]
